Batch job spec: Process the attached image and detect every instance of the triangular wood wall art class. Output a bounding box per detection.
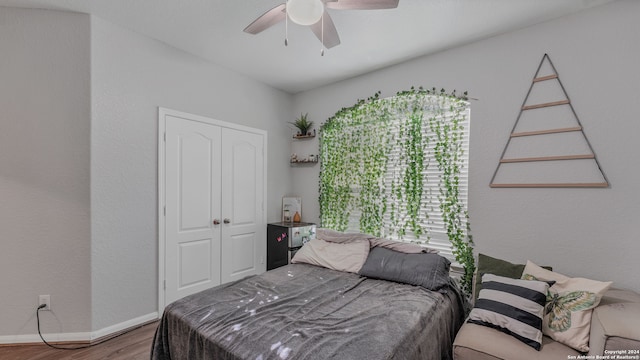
[490,54,609,188]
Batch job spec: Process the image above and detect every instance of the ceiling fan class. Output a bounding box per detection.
[244,0,399,53]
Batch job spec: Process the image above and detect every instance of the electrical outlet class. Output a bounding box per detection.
[39,295,51,311]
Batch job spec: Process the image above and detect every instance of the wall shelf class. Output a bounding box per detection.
[510,126,582,138]
[290,127,317,166]
[490,53,609,188]
[499,154,595,164]
[521,99,570,111]
[290,159,318,166]
[490,182,608,188]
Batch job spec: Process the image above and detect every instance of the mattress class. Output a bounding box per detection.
[151,263,465,360]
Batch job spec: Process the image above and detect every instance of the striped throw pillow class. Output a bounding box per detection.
[467,273,551,350]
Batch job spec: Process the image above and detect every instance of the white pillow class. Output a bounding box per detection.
[291,238,369,273]
[521,261,612,352]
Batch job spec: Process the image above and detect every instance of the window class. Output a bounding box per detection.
[319,91,470,264]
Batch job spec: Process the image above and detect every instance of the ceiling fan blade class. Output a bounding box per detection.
[325,0,399,10]
[310,11,341,48]
[243,3,286,34]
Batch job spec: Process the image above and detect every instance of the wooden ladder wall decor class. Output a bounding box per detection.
[490,54,609,188]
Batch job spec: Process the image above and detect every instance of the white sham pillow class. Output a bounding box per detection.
[291,238,369,273]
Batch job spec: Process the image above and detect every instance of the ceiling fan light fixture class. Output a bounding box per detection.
[287,0,324,26]
[246,0,399,50]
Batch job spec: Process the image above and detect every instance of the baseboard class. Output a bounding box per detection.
[0,331,93,346]
[90,312,159,341]
[0,312,159,345]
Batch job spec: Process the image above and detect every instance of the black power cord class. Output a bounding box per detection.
[36,304,149,350]
[36,304,93,350]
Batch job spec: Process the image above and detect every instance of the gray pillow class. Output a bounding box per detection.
[359,247,451,292]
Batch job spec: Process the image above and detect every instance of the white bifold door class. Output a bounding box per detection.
[160,109,266,308]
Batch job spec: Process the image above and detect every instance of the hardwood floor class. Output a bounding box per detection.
[0,321,158,360]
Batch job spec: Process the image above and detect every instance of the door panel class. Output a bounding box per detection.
[179,133,213,231]
[221,128,265,283]
[231,142,257,225]
[165,115,221,305]
[179,239,212,287]
[228,233,256,273]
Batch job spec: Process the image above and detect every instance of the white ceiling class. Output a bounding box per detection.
[0,0,615,93]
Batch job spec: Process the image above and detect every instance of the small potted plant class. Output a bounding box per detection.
[290,113,314,137]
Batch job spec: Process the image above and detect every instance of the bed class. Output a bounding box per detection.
[152,231,466,360]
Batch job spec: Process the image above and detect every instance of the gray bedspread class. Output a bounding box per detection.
[151,264,465,360]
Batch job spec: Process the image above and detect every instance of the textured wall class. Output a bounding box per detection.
[0,6,293,338]
[0,8,91,336]
[292,0,640,292]
[90,17,293,330]
[2,0,638,341]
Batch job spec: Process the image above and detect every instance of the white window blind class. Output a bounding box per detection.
[320,94,470,264]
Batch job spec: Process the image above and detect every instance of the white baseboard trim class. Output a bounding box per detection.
[90,312,159,341]
[0,331,93,345]
[0,312,159,345]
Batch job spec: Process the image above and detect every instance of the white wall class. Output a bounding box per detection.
[0,8,91,336]
[292,0,640,292]
[0,6,293,338]
[90,17,293,330]
[1,0,638,341]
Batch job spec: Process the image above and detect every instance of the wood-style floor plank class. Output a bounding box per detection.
[0,321,158,360]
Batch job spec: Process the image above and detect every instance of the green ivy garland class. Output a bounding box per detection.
[319,87,475,294]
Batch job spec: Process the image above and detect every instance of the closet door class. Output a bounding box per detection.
[160,108,267,308]
[220,128,265,283]
[164,115,222,305]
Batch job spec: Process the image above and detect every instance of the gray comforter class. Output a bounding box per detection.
[151,264,465,360]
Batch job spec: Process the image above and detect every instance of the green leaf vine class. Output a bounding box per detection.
[319,87,475,294]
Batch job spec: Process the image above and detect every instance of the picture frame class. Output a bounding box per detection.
[282,196,301,222]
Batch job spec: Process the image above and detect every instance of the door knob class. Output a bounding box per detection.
[223,218,231,224]
[213,219,220,225]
